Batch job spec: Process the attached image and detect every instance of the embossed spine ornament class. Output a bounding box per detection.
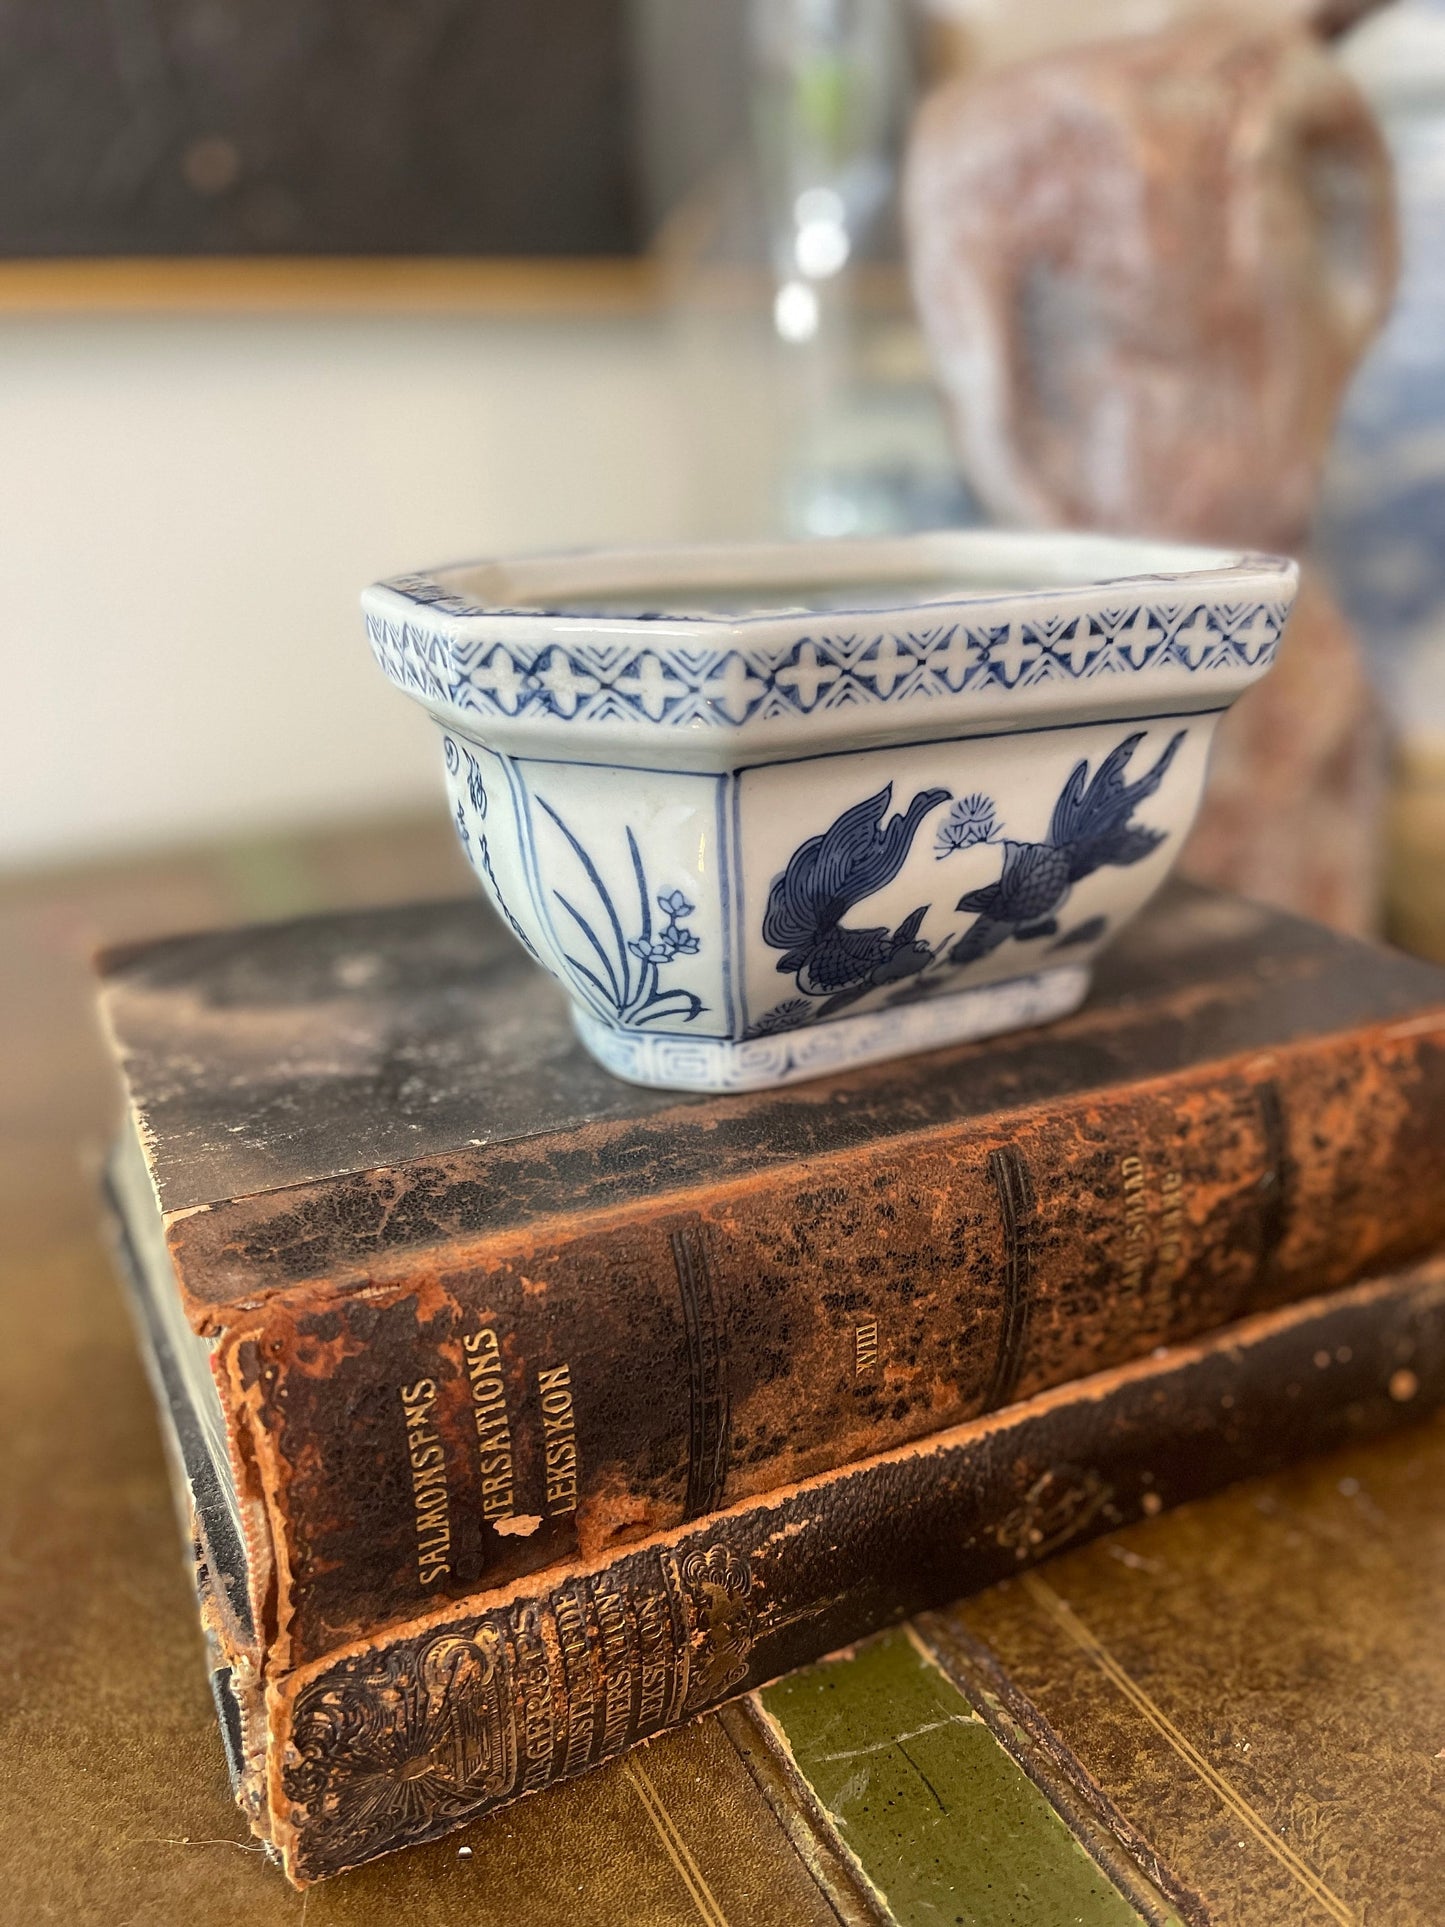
[364,530,1296,1090]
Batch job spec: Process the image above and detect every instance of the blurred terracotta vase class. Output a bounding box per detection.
[906,18,1400,931]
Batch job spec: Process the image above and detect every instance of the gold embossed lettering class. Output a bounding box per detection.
[1117,1156,1191,1300]
[512,1617,556,1795]
[537,1363,579,1515]
[854,1320,879,1378]
[593,1589,634,1758]
[554,1590,597,1774]
[634,1590,673,1732]
[1119,1153,1150,1294]
[1157,1168,1186,1287]
[462,1327,518,1525]
[399,1378,452,1585]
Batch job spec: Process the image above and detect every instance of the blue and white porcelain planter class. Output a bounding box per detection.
[364,531,1296,1092]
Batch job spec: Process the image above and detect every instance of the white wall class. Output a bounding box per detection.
[1,308,769,869]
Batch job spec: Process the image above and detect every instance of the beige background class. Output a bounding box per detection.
[0,301,794,870]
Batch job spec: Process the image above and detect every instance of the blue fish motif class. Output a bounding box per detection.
[947,730,1184,965]
[763,783,950,1017]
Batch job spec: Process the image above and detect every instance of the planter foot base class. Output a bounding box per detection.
[571,966,1092,1093]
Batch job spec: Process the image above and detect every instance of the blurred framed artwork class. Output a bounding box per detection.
[0,0,654,312]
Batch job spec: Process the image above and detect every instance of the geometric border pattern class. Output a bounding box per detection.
[366,598,1288,731]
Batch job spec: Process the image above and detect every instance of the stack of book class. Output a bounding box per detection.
[99,878,1445,1889]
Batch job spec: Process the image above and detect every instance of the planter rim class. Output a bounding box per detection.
[362,531,1297,764]
[365,529,1294,636]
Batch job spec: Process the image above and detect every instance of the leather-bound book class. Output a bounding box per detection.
[98,880,1445,1880]
[113,1182,1445,1889]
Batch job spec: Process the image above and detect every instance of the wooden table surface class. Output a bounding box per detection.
[3,808,1442,1925]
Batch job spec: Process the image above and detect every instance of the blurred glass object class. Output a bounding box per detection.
[744,0,973,536]
[750,0,902,295]
[1322,0,1445,733]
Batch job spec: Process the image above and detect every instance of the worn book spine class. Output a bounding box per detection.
[182,1015,1445,1668]
[265,1260,1445,1885]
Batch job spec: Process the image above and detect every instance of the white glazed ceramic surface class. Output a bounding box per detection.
[364,531,1297,1091]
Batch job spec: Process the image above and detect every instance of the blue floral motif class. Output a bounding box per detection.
[628,889,701,967]
[628,897,700,966]
[536,800,704,1029]
[934,793,999,856]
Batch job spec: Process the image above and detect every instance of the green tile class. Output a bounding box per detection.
[758,1628,1146,1927]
